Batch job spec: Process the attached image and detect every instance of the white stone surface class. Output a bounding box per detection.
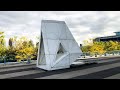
[37,20,82,71]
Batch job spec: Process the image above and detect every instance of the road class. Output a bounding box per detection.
[0,56,120,79]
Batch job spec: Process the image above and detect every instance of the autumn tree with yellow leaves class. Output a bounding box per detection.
[2,30,120,62]
[0,32,7,57]
[81,39,120,56]
[12,36,36,62]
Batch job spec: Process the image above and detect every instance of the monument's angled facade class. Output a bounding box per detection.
[37,20,82,71]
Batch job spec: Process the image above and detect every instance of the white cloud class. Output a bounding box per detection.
[1,11,120,46]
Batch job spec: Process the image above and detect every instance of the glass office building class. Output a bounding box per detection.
[94,32,120,42]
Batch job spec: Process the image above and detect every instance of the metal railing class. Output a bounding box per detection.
[0,55,36,66]
[81,50,120,58]
[1,50,120,66]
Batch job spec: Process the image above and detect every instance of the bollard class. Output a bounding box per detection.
[27,56,31,64]
[95,53,97,57]
[3,56,6,65]
[104,53,106,56]
[28,59,30,64]
[113,52,114,56]
[84,55,85,58]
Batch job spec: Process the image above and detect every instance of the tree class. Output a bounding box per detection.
[28,40,34,47]
[15,37,36,62]
[104,41,118,51]
[0,32,6,58]
[9,38,13,47]
[81,45,91,53]
[90,42,105,55]
[0,32,5,46]
[81,40,106,56]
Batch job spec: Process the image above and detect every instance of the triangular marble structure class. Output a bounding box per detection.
[37,20,82,71]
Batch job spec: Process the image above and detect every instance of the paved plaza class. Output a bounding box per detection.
[0,57,120,79]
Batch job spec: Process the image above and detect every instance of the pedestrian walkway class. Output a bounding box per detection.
[0,57,120,79]
[0,60,36,68]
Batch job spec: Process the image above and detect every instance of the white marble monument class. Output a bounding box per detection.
[37,20,82,71]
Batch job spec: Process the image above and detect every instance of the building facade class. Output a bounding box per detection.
[94,32,120,42]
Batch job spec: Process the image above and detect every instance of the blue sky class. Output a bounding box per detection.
[0,11,120,45]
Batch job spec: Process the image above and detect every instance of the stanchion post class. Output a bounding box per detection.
[3,56,6,65]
